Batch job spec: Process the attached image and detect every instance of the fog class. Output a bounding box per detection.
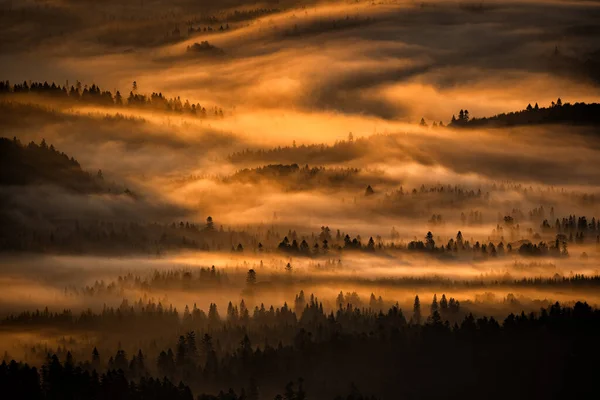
[1,1,600,398]
[2,249,599,314]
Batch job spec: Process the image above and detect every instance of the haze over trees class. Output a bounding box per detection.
[0,80,225,119]
[1,0,600,399]
[1,295,599,399]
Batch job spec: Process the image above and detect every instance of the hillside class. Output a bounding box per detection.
[0,137,103,193]
[450,101,600,128]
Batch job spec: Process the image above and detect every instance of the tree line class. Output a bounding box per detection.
[449,100,600,128]
[0,80,225,118]
[2,300,599,399]
[0,137,105,192]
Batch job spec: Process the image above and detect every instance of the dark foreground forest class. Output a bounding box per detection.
[2,300,600,400]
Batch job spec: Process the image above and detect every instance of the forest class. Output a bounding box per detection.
[2,297,600,399]
[0,80,225,119]
[449,100,600,128]
[1,0,600,399]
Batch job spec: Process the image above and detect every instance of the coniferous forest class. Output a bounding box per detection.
[1,0,600,399]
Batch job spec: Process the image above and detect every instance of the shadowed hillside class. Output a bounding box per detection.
[450,101,600,128]
[0,137,102,193]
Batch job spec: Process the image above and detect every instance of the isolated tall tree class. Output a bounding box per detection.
[367,237,375,251]
[115,91,123,105]
[431,294,439,314]
[413,295,422,324]
[206,216,214,230]
[456,231,463,245]
[425,232,435,250]
[440,294,448,311]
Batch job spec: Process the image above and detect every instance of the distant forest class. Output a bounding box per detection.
[2,138,600,257]
[227,135,402,165]
[448,99,600,128]
[0,80,225,118]
[63,268,600,301]
[4,80,599,128]
[221,164,382,190]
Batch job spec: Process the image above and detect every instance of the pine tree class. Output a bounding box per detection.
[440,294,448,311]
[431,294,439,315]
[413,295,422,324]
